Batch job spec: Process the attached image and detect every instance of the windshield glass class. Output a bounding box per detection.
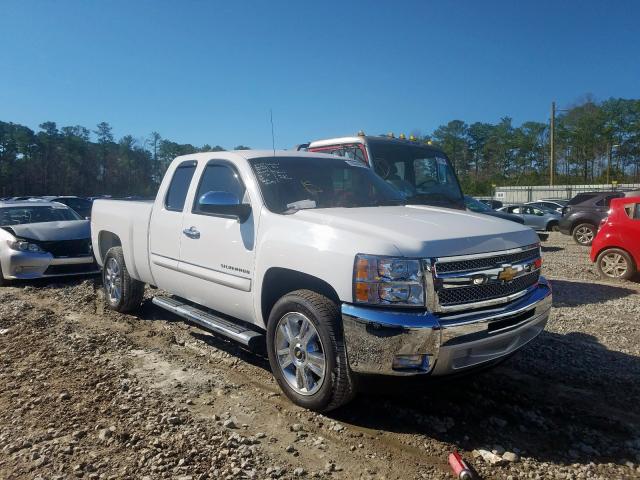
[464,195,491,212]
[367,141,464,209]
[249,156,406,214]
[0,205,81,225]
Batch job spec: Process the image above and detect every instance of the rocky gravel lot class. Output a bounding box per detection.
[1,232,639,480]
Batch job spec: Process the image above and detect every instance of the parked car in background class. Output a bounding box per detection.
[0,201,98,285]
[525,199,568,213]
[590,196,640,280]
[559,191,625,246]
[464,195,524,224]
[39,196,93,218]
[91,150,551,411]
[498,204,561,233]
[478,199,504,209]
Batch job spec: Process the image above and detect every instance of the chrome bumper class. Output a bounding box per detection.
[341,277,552,376]
[1,250,99,280]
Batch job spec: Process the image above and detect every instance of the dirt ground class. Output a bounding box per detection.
[1,233,639,480]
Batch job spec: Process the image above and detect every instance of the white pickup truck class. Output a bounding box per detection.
[91,150,552,411]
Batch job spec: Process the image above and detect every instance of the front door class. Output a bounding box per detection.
[522,206,546,230]
[179,161,257,322]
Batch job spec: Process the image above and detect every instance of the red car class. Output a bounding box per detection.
[590,196,640,280]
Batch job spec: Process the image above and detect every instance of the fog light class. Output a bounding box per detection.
[392,354,428,371]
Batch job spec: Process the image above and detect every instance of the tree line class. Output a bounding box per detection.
[1,97,638,197]
[427,97,640,194]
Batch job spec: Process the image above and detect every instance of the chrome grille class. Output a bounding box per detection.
[429,245,542,312]
[435,247,540,274]
[437,270,540,306]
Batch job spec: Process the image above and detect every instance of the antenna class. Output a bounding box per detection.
[270,109,276,156]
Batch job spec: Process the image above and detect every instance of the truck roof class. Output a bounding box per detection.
[172,149,342,163]
[308,135,445,154]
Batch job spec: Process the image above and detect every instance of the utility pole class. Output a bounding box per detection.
[550,101,555,186]
[607,143,620,185]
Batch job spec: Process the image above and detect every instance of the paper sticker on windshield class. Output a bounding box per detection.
[345,159,367,168]
[436,157,448,166]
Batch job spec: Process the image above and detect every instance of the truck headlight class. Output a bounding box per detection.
[353,254,425,306]
[7,239,44,253]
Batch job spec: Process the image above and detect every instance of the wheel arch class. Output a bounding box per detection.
[546,219,559,231]
[97,231,122,265]
[261,268,341,327]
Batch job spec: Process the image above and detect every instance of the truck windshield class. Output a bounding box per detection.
[0,205,81,225]
[249,156,406,214]
[367,141,464,209]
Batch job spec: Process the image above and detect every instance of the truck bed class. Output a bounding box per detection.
[91,199,154,284]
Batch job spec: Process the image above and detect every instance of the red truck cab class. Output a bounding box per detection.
[590,196,640,280]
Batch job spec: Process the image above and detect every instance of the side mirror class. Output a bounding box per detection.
[197,191,251,222]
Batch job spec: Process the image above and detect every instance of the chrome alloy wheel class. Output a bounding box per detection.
[104,257,122,304]
[575,226,595,244]
[600,252,629,278]
[275,312,326,396]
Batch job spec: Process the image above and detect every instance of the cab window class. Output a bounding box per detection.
[165,162,197,211]
[193,164,245,214]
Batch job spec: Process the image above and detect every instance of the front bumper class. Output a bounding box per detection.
[1,249,99,280]
[342,277,552,376]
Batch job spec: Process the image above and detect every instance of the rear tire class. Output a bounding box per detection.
[266,289,355,412]
[572,223,596,246]
[547,221,560,232]
[103,246,144,313]
[596,248,636,280]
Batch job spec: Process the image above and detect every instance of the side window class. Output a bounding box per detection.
[310,144,368,164]
[193,164,245,214]
[165,163,197,212]
[595,195,617,207]
[634,204,640,220]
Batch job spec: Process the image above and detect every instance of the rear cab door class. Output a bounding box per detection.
[148,160,197,296]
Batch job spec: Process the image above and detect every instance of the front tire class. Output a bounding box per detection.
[572,223,596,246]
[597,248,636,280]
[103,246,144,312]
[266,289,355,412]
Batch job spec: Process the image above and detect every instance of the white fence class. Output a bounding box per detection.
[492,183,640,204]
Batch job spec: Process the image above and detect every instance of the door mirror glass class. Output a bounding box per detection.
[197,191,251,222]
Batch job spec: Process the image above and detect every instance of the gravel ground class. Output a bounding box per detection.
[1,232,639,480]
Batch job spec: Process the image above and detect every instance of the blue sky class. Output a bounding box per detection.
[1,0,638,150]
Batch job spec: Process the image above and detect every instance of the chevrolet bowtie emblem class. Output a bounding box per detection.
[498,266,518,282]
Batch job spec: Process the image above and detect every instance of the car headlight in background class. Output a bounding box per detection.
[353,254,425,306]
[7,239,45,253]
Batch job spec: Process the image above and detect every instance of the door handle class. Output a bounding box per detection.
[182,227,200,239]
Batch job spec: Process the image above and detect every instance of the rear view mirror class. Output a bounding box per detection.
[197,191,251,222]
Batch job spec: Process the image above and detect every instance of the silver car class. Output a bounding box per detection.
[498,204,562,232]
[0,201,99,285]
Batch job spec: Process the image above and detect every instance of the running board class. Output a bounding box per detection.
[152,296,264,350]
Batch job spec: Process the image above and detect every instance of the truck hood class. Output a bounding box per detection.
[2,220,91,241]
[293,205,538,258]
